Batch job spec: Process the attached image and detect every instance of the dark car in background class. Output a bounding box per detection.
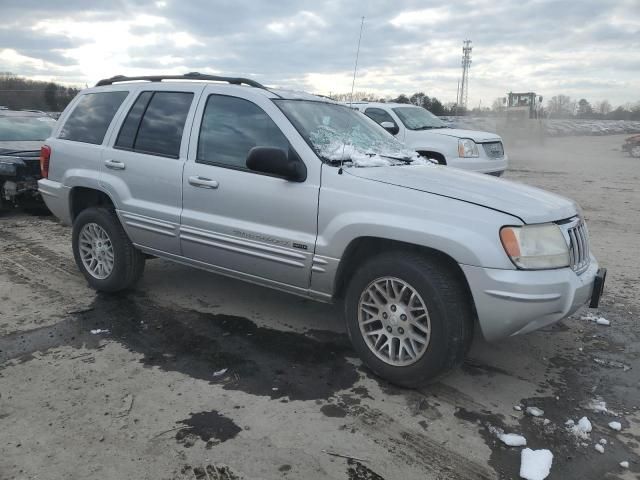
[0,108,57,211]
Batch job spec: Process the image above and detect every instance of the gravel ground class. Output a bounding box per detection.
[1,134,638,480]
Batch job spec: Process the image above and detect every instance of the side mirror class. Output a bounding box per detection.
[380,121,399,135]
[246,147,306,182]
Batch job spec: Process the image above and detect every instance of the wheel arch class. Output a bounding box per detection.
[416,150,447,165]
[332,236,472,302]
[69,186,117,222]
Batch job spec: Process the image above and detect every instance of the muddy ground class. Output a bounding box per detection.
[1,134,639,480]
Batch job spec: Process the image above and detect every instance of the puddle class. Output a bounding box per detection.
[1,292,360,401]
[176,410,241,447]
[347,459,385,480]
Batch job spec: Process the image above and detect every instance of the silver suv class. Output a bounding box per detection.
[38,73,606,387]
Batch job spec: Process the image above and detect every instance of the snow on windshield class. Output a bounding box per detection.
[276,100,435,168]
[309,124,429,167]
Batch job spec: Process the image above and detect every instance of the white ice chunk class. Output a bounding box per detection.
[526,406,545,417]
[90,329,109,334]
[212,368,228,377]
[520,448,553,480]
[596,318,610,326]
[588,399,608,413]
[514,405,523,411]
[577,417,592,433]
[608,421,622,431]
[499,433,527,447]
[568,416,592,439]
[594,444,604,453]
[620,461,629,468]
[599,438,607,445]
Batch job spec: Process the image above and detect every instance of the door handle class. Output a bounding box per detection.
[104,159,126,170]
[188,176,219,189]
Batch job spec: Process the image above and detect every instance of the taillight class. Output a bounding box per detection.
[40,145,51,179]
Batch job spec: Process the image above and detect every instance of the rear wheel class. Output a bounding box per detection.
[344,251,473,387]
[72,207,145,292]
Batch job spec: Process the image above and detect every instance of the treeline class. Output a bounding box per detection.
[488,94,640,120]
[330,91,458,116]
[0,73,80,112]
[332,90,640,120]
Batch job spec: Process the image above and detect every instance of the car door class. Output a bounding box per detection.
[101,84,203,254]
[180,87,320,289]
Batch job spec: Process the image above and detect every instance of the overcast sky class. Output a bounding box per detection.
[1,0,638,107]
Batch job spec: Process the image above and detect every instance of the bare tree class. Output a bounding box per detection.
[546,95,575,118]
[594,99,612,115]
[491,97,506,113]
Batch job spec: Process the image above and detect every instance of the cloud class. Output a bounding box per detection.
[0,0,638,106]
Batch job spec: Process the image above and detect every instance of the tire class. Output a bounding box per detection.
[344,251,473,388]
[72,207,145,292]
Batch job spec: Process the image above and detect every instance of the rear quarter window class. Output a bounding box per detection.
[59,91,128,144]
[114,91,193,158]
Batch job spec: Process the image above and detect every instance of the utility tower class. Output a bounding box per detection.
[456,40,472,111]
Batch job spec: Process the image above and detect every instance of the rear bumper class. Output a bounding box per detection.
[38,179,71,225]
[461,256,601,341]
[448,154,508,175]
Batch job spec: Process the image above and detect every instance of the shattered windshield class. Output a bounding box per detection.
[391,106,446,130]
[275,100,430,167]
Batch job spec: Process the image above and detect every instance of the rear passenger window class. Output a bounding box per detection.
[115,91,193,158]
[59,91,128,144]
[197,95,289,169]
[115,91,153,150]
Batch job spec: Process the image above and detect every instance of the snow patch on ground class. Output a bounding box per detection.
[90,329,109,334]
[567,416,592,439]
[580,313,610,326]
[608,421,622,431]
[587,399,609,413]
[526,406,544,417]
[620,461,629,469]
[520,448,553,480]
[498,433,527,447]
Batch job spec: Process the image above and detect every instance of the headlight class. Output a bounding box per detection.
[0,161,17,176]
[458,138,479,157]
[500,224,569,270]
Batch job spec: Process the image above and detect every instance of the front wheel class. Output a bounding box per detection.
[344,252,473,387]
[72,207,145,292]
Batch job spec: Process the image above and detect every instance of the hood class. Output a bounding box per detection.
[429,128,501,143]
[344,165,578,224]
[0,140,43,155]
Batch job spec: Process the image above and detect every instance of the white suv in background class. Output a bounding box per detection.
[348,102,508,176]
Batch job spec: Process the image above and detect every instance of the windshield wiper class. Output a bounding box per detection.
[379,155,413,164]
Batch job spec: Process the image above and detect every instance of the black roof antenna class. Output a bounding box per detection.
[340,16,365,172]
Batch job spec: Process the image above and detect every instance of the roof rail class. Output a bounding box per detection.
[95,72,267,89]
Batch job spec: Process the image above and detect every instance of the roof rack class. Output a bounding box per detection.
[95,72,267,89]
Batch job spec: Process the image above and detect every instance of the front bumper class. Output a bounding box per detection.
[448,154,508,175]
[461,256,602,341]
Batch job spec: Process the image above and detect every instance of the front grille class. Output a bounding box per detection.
[482,141,504,158]
[567,219,590,272]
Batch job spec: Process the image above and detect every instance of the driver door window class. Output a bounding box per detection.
[197,95,289,170]
[364,108,398,131]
